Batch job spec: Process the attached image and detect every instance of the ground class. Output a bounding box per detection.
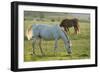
[24,20,90,62]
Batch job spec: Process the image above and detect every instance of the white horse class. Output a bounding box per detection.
[26,24,72,56]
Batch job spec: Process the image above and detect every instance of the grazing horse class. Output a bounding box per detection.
[60,18,80,34]
[26,24,72,56]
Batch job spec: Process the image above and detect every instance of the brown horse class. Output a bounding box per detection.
[60,18,80,34]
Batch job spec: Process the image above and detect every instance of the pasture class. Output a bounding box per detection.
[24,20,90,62]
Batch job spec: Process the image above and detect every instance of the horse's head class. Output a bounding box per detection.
[25,25,33,40]
[62,30,72,54]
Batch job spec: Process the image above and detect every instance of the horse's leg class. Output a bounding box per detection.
[64,27,70,34]
[74,24,80,34]
[54,38,58,56]
[32,38,36,56]
[39,38,44,56]
[74,26,77,34]
[77,24,80,34]
[64,27,67,32]
[67,27,70,34]
[64,27,68,32]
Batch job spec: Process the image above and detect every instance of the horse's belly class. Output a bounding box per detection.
[42,34,54,40]
[41,31,54,40]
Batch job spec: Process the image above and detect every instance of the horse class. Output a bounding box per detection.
[60,18,80,34]
[26,24,72,56]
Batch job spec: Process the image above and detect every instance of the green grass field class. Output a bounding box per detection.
[24,20,90,62]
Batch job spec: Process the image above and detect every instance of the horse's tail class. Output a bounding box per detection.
[25,25,33,40]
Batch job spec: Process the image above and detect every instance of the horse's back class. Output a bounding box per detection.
[32,24,60,40]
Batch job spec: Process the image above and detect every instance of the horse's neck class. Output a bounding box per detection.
[60,30,69,44]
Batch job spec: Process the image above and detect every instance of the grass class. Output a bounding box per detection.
[24,21,90,62]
